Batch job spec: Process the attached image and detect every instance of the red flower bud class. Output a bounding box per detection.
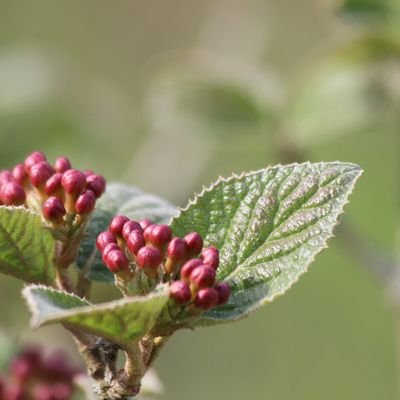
[109,215,130,236]
[139,218,153,230]
[102,243,120,263]
[96,231,117,252]
[127,231,145,255]
[214,282,231,305]
[54,156,72,173]
[104,249,129,273]
[61,169,86,196]
[180,258,203,281]
[190,265,216,288]
[0,170,14,185]
[86,174,106,198]
[45,173,63,196]
[122,220,143,240]
[194,288,219,310]
[75,190,96,214]
[10,357,33,383]
[184,232,203,256]
[12,164,27,184]
[43,197,66,222]
[200,246,219,270]
[0,182,26,205]
[24,151,46,172]
[83,170,94,177]
[4,385,24,400]
[143,224,155,242]
[136,246,162,270]
[167,237,187,261]
[170,281,191,304]
[29,161,54,188]
[148,224,172,247]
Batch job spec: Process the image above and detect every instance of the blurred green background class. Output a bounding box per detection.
[0,0,399,399]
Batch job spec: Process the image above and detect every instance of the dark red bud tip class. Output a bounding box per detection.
[184,232,203,256]
[86,174,106,198]
[170,281,191,304]
[61,169,86,196]
[109,215,130,236]
[136,246,162,270]
[167,237,187,261]
[102,243,121,263]
[200,246,220,270]
[75,190,96,214]
[45,173,63,196]
[194,288,219,310]
[127,231,145,255]
[122,220,143,240]
[190,265,216,288]
[96,231,117,252]
[104,250,129,273]
[29,161,55,188]
[24,151,46,172]
[149,224,172,247]
[0,182,26,205]
[12,164,27,184]
[139,218,153,230]
[215,282,231,305]
[0,170,14,185]
[43,197,66,222]
[180,258,203,280]
[54,156,72,173]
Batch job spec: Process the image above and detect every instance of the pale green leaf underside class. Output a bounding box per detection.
[171,162,362,325]
[0,206,55,284]
[76,183,177,283]
[23,285,169,343]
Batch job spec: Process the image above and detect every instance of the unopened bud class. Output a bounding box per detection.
[61,169,86,196]
[54,156,72,173]
[194,288,219,310]
[214,282,231,305]
[29,161,54,189]
[109,215,130,236]
[200,246,219,270]
[45,173,63,197]
[12,164,27,185]
[122,220,143,240]
[180,258,203,281]
[127,231,145,255]
[0,182,26,205]
[96,231,117,252]
[148,224,172,247]
[139,218,153,230]
[184,232,203,256]
[170,281,191,304]
[136,246,162,270]
[104,250,129,273]
[75,190,96,214]
[24,151,46,172]
[190,265,216,288]
[0,170,14,185]
[43,197,66,222]
[86,174,106,198]
[165,237,187,274]
[102,243,121,263]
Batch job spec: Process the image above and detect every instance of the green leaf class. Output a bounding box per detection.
[76,183,176,283]
[23,284,170,343]
[171,162,362,325]
[0,206,55,284]
[339,0,392,19]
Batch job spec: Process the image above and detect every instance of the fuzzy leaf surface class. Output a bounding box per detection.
[171,162,362,325]
[23,284,169,342]
[76,183,176,283]
[0,206,55,284]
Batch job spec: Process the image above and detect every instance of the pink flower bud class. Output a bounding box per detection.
[194,288,219,310]
[180,258,203,281]
[75,190,96,214]
[215,282,231,305]
[127,231,145,255]
[104,250,129,273]
[139,218,153,230]
[96,231,117,252]
[167,238,187,261]
[45,173,63,196]
[190,265,216,288]
[4,385,24,400]
[83,170,94,177]
[0,182,26,205]
[24,151,46,172]
[148,224,172,247]
[43,197,66,222]
[0,170,14,185]
[200,246,219,270]
[143,224,155,242]
[136,246,162,270]
[102,243,120,263]
[12,164,27,184]
[122,220,143,240]
[29,161,54,188]
[86,174,106,198]
[61,169,86,196]
[10,357,33,383]
[109,215,130,236]
[170,281,191,304]
[54,156,72,173]
[184,232,203,256]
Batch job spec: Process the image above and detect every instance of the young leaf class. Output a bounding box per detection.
[23,284,169,343]
[0,206,55,284]
[76,183,176,283]
[171,162,362,325]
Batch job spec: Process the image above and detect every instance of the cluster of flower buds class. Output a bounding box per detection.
[0,151,105,226]
[0,346,80,400]
[96,216,230,311]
